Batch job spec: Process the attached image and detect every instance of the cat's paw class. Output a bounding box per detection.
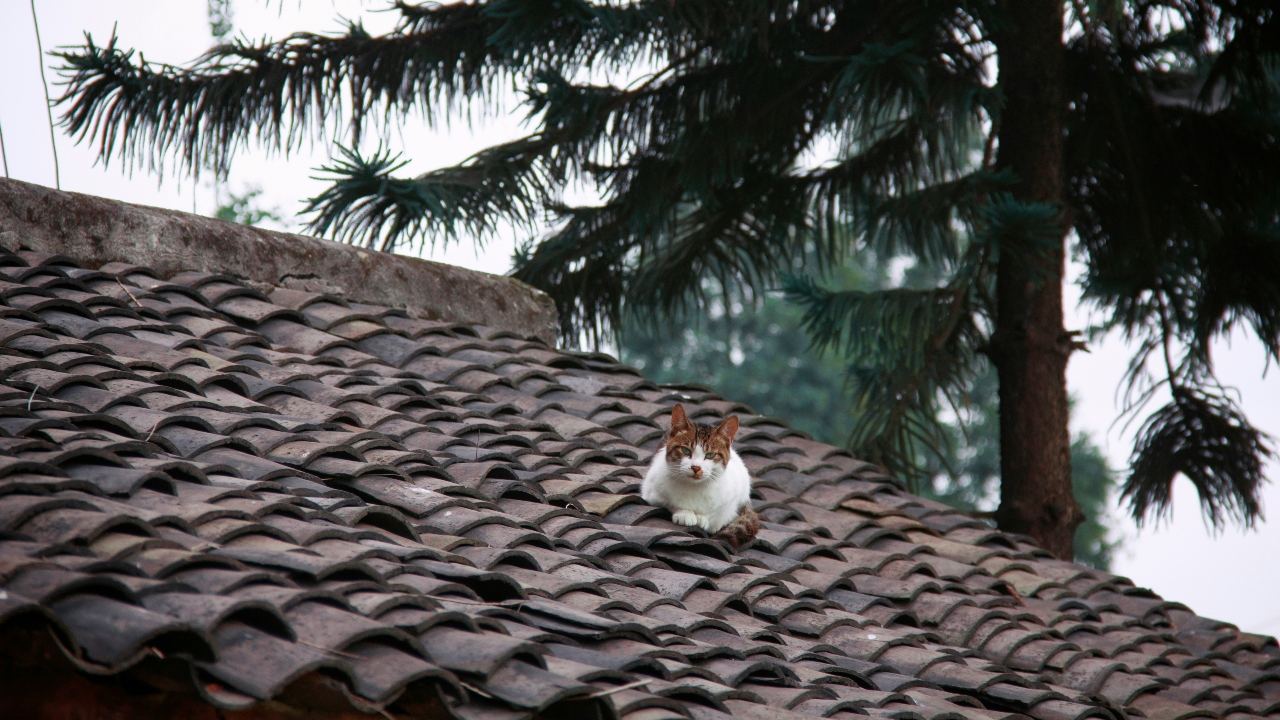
[671,510,699,527]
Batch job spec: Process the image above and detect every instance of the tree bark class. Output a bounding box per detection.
[989,0,1083,559]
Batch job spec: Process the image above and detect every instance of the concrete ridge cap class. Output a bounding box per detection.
[0,178,558,345]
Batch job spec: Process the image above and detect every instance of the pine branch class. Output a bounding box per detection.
[809,168,1015,267]
[53,2,667,177]
[54,21,486,176]
[970,193,1064,283]
[782,274,982,484]
[1194,222,1280,366]
[1124,387,1272,528]
[1070,31,1280,365]
[302,141,552,251]
[513,163,815,344]
[512,202,634,345]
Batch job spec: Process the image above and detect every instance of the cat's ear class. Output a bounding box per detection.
[715,415,739,442]
[670,404,689,429]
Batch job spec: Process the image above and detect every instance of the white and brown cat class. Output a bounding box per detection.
[641,404,759,546]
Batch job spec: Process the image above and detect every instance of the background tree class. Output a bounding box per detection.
[214,185,285,229]
[55,1,1280,557]
[206,0,234,41]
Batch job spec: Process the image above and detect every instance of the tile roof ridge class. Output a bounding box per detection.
[0,178,557,345]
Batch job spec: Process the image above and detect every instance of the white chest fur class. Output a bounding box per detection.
[640,444,752,533]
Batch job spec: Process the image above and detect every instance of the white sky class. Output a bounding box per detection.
[2,0,1277,634]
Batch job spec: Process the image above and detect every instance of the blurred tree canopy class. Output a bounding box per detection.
[213,185,284,229]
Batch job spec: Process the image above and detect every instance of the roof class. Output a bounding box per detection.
[0,180,1276,720]
[0,178,558,344]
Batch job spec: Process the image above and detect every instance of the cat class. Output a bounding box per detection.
[641,403,759,546]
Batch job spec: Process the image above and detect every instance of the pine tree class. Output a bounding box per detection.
[55,1,1280,557]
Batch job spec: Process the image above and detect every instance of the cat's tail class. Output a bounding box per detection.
[713,506,760,547]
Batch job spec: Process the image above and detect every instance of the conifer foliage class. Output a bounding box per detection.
[55,1,1280,556]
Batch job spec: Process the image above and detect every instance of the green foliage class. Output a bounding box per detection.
[620,290,859,446]
[782,273,982,487]
[916,364,1001,512]
[304,143,549,251]
[914,364,1118,570]
[1125,387,1271,529]
[970,194,1065,286]
[207,0,233,40]
[1062,4,1280,529]
[1071,433,1120,571]
[54,0,1280,533]
[213,185,284,228]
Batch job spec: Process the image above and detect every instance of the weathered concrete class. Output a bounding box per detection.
[0,178,558,344]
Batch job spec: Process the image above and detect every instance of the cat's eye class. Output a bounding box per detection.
[679,447,692,456]
[706,453,719,461]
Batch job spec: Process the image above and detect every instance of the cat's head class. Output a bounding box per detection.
[663,404,739,483]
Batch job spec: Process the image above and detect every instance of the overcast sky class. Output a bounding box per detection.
[2,0,1277,634]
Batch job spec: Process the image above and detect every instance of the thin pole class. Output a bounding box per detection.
[0,118,9,178]
[30,0,60,190]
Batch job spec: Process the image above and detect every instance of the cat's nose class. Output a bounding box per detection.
[690,466,703,478]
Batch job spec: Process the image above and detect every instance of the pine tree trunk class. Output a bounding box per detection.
[989,0,1083,559]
